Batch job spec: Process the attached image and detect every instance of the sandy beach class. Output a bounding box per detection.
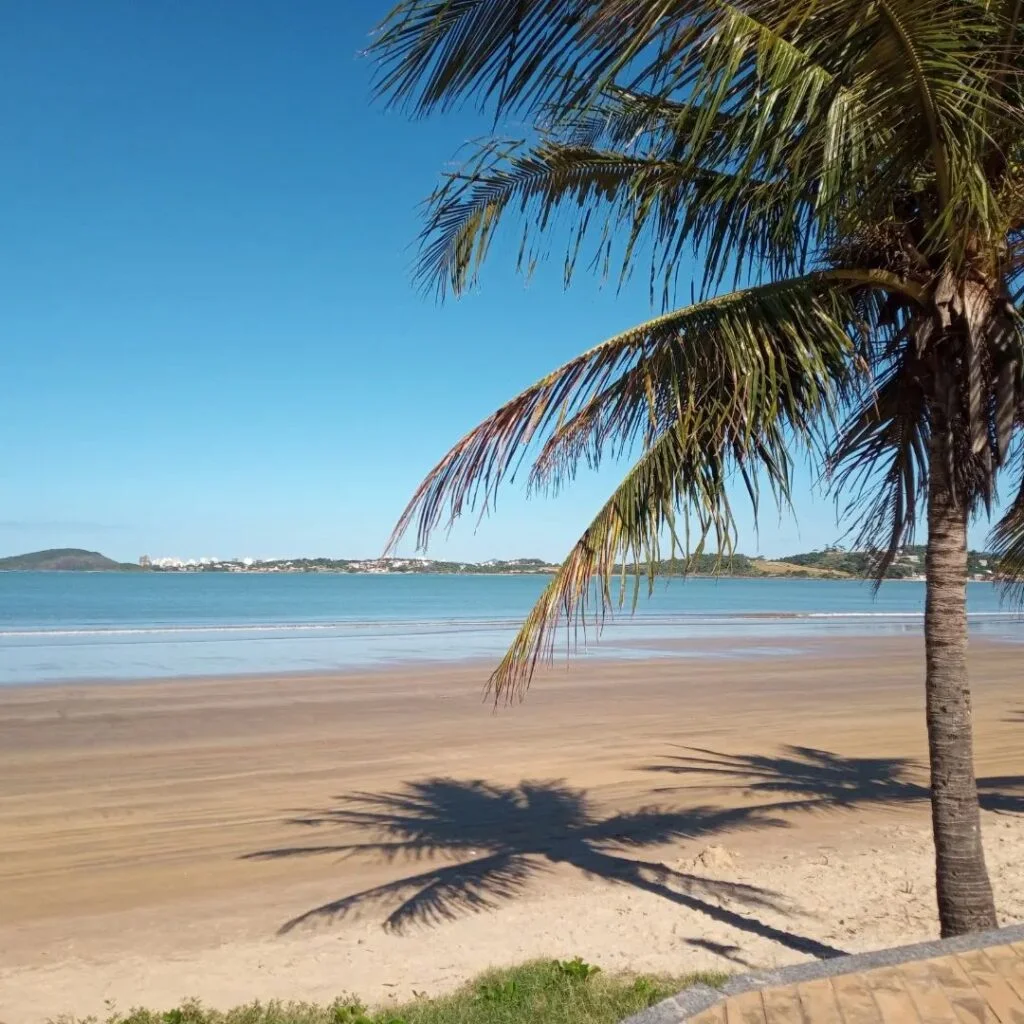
[2,636,1023,1023]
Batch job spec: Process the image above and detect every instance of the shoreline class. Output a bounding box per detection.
[1,622,1021,691]
[0,631,935,692]
[4,575,1017,687]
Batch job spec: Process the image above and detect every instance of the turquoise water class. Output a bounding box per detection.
[0,571,1020,684]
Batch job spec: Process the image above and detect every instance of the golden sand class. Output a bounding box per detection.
[1,637,1022,1022]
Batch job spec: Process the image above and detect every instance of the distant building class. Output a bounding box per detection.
[139,555,152,567]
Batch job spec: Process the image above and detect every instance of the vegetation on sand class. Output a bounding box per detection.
[49,960,724,1024]
[373,0,1024,937]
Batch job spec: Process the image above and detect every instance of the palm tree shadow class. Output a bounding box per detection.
[643,745,1024,816]
[245,777,846,959]
[681,936,755,968]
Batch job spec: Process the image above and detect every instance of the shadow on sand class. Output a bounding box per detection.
[245,777,846,959]
[642,745,1024,816]
[245,748,1023,960]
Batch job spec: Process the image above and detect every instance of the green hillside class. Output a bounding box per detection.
[0,548,140,571]
[621,545,995,580]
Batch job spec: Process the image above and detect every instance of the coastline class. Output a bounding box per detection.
[0,624,1019,692]
[2,637,1022,1022]
[0,568,968,579]
[2,571,1021,688]
[3,607,1021,688]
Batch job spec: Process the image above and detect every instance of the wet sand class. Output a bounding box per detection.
[1,637,1023,1022]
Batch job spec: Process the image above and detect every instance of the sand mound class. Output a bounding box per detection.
[677,844,739,873]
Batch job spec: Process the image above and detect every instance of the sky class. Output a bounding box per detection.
[0,2,995,564]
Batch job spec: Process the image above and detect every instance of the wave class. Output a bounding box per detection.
[803,611,1020,619]
[1,608,1021,640]
[0,619,530,639]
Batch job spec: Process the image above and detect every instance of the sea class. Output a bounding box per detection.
[0,571,1021,685]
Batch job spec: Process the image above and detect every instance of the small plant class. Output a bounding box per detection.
[630,978,658,1005]
[555,958,601,982]
[159,1001,206,1024]
[475,978,519,1003]
[331,1003,372,1024]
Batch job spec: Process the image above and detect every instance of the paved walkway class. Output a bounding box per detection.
[626,924,1024,1024]
[693,942,1024,1022]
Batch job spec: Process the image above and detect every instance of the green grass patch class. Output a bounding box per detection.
[52,959,727,1024]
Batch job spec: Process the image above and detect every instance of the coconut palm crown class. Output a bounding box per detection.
[373,0,1024,936]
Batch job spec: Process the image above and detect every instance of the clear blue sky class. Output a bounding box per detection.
[0,2,990,563]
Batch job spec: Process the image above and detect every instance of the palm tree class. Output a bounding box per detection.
[370,0,1024,937]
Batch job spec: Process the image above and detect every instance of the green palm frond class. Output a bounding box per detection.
[829,354,930,583]
[526,277,873,495]
[419,137,817,300]
[548,87,741,157]
[369,0,888,120]
[387,274,866,555]
[375,0,1015,250]
[385,273,898,698]
[487,420,750,701]
[489,389,826,701]
[370,0,840,118]
[990,448,1024,596]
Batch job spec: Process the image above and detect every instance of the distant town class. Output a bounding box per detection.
[0,546,1000,581]
[128,545,998,581]
[132,545,997,580]
[137,555,560,574]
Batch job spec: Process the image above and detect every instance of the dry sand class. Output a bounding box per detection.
[1,637,1023,1022]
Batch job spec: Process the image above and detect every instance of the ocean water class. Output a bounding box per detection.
[0,571,1021,685]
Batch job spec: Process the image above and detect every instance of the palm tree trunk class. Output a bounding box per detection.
[924,404,997,936]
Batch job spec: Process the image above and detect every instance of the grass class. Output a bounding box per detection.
[51,959,727,1024]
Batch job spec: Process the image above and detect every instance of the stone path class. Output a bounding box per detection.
[626,924,1024,1023]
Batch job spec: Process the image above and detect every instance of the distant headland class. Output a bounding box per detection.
[0,546,999,581]
[0,548,144,572]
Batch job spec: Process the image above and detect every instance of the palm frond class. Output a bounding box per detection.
[829,353,930,584]
[370,0,840,118]
[375,0,1016,262]
[487,409,797,702]
[548,86,741,156]
[990,443,1024,599]
[419,136,816,300]
[386,274,888,701]
[387,274,863,557]
[527,276,882,495]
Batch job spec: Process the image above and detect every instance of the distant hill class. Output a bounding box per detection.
[0,548,140,571]
[619,545,995,580]
[776,544,996,578]
[617,553,851,578]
